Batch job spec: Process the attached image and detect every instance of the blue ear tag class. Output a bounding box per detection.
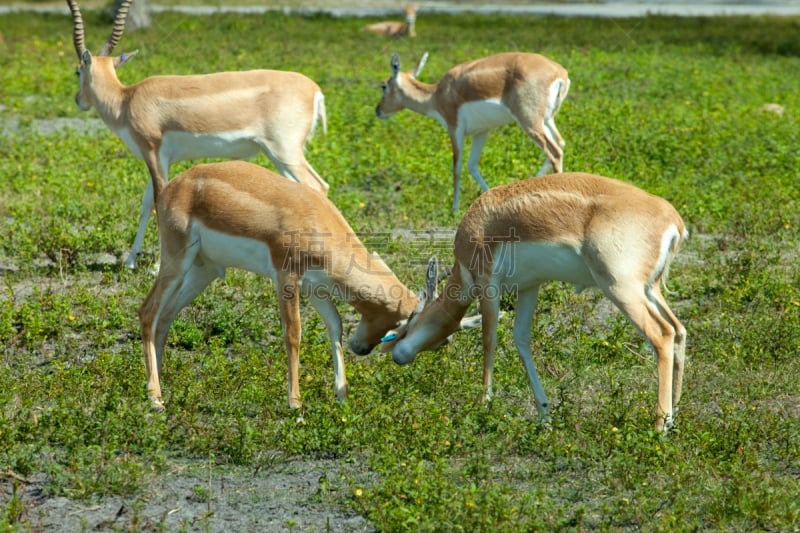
[120,52,127,61]
[381,333,397,342]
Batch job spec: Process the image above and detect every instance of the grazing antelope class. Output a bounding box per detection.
[66,0,329,269]
[382,173,688,432]
[138,160,419,411]
[376,52,570,212]
[362,5,418,38]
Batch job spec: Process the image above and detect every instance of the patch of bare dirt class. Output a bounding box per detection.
[3,456,377,532]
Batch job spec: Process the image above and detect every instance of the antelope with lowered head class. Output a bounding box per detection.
[375,52,569,212]
[138,160,419,411]
[382,173,688,433]
[66,0,329,268]
[363,4,418,38]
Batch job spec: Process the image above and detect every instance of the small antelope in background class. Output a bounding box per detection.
[382,173,688,433]
[138,160,420,411]
[66,0,329,268]
[376,52,570,212]
[363,5,418,38]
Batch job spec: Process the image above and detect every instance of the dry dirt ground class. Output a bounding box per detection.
[3,455,377,532]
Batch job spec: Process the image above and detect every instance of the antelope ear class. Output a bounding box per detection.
[458,305,502,331]
[378,320,407,353]
[81,49,93,67]
[114,49,138,68]
[391,53,401,78]
[423,255,438,303]
[459,312,482,330]
[429,306,488,350]
[412,52,429,79]
[370,251,390,271]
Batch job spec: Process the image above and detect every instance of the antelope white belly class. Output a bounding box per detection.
[458,99,514,136]
[194,224,277,279]
[492,242,597,292]
[162,130,262,162]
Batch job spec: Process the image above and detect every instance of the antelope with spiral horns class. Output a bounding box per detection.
[382,173,688,433]
[66,0,329,268]
[363,4,418,38]
[375,52,570,212]
[138,160,421,411]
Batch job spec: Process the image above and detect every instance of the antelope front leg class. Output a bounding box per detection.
[138,279,166,409]
[125,177,155,269]
[278,274,303,409]
[306,288,348,403]
[142,334,164,410]
[126,158,168,269]
[466,131,491,192]
[512,287,551,425]
[450,133,466,213]
[479,293,501,403]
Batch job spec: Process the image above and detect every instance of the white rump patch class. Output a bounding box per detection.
[649,224,681,288]
[546,79,564,116]
[312,91,326,137]
[543,79,565,144]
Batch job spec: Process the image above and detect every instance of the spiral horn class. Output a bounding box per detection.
[98,0,133,56]
[65,0,87,59]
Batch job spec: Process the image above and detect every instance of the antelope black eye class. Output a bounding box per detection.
[381,82,388,91]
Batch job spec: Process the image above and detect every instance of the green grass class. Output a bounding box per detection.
[1,9,800,531]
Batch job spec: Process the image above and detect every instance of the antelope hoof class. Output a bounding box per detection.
[656,413,675,433]
[290,403,304,424]
[335,384,349,404]
[149,397,165,412]
[537,404,551,427]
[475,390,492,405]
[123,252,138,269]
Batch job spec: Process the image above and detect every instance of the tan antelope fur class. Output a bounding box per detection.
[375,52,570,212]
[66,0,329,269]
[138,160,419,411]
[363,5,418,38]
[383,173,688,433]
